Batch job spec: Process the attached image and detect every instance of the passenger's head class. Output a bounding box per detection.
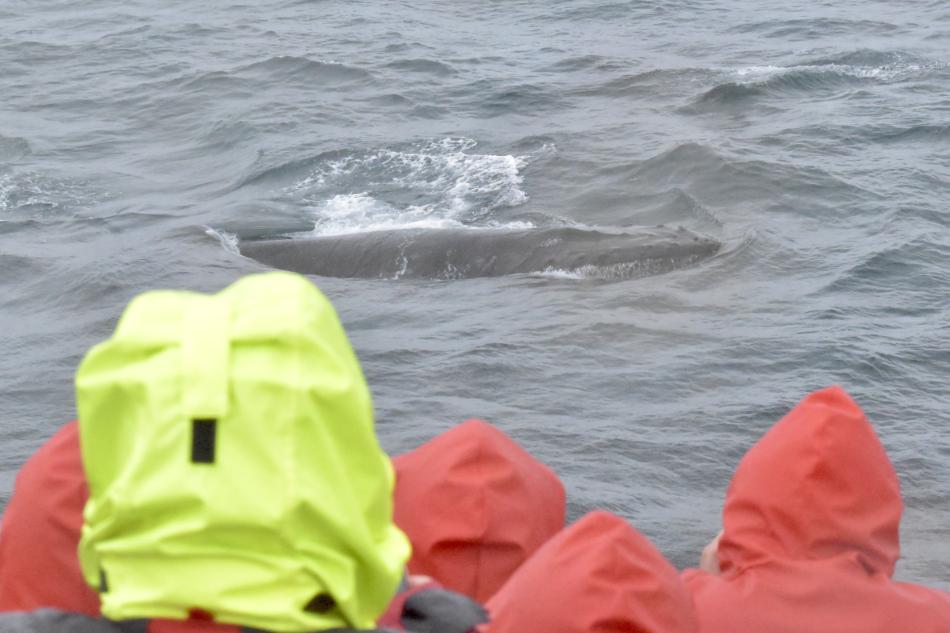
[393,419,565,602]
[717,386,901,577]
[75,272,410,631]
[485,511,698,633]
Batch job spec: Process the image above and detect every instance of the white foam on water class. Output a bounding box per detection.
[537,267,586,280]
[0,172,60,213]
[304,191,537,236]
[0,171,102,216]
[0,174,13,211]
[291,137,534,235]
[302,192,464,236]
[204,226,241,254]
[733,61,944,83]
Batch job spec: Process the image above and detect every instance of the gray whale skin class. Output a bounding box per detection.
[239,226,720,280]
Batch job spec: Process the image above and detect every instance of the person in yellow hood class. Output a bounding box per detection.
[0,272,486,633]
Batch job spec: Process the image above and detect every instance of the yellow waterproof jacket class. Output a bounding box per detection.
[75,272,410,632]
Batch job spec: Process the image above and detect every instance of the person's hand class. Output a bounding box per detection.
[699,529,723,575]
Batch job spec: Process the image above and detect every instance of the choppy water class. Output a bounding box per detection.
[2,0,949,587]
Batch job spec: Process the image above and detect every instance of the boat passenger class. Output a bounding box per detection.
[393,418,565,603]
[0,272,486,633]
[485,510,699,633]
[0,418,562,626]
[682,386,950,633]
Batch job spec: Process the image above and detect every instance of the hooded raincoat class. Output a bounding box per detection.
[485,510,698,633]
[73,272,410,632]
[0,421,99,617]
[0,421,487,633]
[683,386,950,633]
[392,419,565,603]
[0,273,449,633]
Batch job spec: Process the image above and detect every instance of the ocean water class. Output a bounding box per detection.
[1,0,949,586]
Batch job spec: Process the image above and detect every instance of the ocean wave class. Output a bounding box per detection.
[691,67,877,107]
[574,68,708,98]
[150,22,231,43]
[733,62,938,85]
[729,18,902,39]
[382,42,437,55]
[688,82,770,108]
[0,252,51,285]
[199,119,258,150]
[751,122,950,159]
[824,236,949,294]
[235,56,373,84]
[168,56,373,98]
[805,49,936,69]
[362,93,415,108]
[542,1,667,22]
[491,83,563,112]
[0,171,99,217]
[868,124,950,144]
[384,58,457,76]
[688,51,947,109]
[458,81,565,118]
[624,189,724,230]
[174,70,245,95]
[626,143,877,210]
[1,40,74,64]
[541,54,615,73]
[741,50,946,83]
[0,136,31,162]
[408,104,450,119]
[94,24,152,46]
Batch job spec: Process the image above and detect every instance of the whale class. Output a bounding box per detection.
[239,225,720,280]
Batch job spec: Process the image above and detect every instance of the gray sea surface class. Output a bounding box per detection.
[1,0,949,587]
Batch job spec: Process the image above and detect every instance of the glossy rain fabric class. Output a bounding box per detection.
[0,423,246,633]
[75,272,410,631]
[485,510,698,633]
[392,419,565,603]
[683,386,950,633]
[0,422,100,617]
[0,427,478,633]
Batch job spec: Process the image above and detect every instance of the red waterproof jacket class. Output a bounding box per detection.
[392,419,565,604]
[13,418,561,619]
[0,423,242,633]
[683,386,950,633]
[0,421,98,616]
[485,510,698,633]
[0,422,485,633]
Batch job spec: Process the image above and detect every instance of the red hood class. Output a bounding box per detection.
[718,386,902,577]
[486,511,698,633]
[392,419,565,603]
[0,421,100,615]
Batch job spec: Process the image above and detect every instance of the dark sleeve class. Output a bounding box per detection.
[400,589,489,633]
[0,611,143,633]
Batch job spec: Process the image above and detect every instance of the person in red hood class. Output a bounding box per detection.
[1,416,559,630]
[683,385,950,633]
[0,421,98,617]
[485,510,698,633]
[392,419,566,604]
[0,420,488,633]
